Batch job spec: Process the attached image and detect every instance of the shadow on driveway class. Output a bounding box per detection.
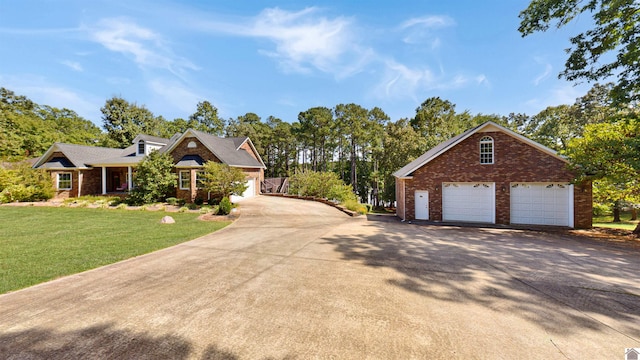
[322,219,640,340]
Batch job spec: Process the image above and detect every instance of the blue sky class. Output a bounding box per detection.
[0,0,594,127]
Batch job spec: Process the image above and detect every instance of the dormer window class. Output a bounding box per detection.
[480,136,494,164]
[138,140,145,156]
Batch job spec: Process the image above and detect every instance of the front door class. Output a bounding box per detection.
[415,190,429,220]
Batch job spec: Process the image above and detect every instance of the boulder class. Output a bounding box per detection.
[160,215,175,224]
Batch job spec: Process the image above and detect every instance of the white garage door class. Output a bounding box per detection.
[230,178,256,203]
[442,182,495,223]
[510,183,573,227]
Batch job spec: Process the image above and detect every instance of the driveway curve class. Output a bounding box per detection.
[0,195,639,359]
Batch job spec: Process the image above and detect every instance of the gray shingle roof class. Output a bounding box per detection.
[39,157,74,169]
[190,130,265,168]
[35,130,266,170]
[175,155,205,167]
[35,143,128,169]
[135,134,170,144]
[393,121,565,178]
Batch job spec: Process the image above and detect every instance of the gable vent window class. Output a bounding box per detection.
[479,136,494,164]
[138,140,145,155]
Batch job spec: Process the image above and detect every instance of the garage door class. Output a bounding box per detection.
[230,178,256,202]
[510,183,573,227]
[442,182,495,223]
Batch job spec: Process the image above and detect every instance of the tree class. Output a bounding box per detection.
[101,97,168,148]
[201,161,248,201]
[189,101,224,135]
[519,0,640,104]
[379,119,426,204]
[410,97,475,152]
[1,88,103,160]
[297,107,335,172]
[127,151,177,205]
[565,119,640,233]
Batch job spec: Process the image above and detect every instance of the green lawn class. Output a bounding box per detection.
[593,211,639,230]
[0,207,230,294]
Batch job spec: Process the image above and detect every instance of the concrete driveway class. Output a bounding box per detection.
[1,195,639,359]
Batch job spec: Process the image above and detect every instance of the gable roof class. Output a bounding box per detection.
[393,121,567,179]
[33,143,128,170]
[162,129,266,169]
[132,134,171,145]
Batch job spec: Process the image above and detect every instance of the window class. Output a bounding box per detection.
[479,136,494,164]
[196,170,205,189]
[179,170,190,190]
[57,172,72,190]
[138,140,145,155]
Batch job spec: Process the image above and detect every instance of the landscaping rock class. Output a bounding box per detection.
[160,216,175,224]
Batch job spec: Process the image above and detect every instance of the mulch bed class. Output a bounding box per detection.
[569,227,640,249]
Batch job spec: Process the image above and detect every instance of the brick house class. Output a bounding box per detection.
[33,129,265,203]
[393,121,592,228]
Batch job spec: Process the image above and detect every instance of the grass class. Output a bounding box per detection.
[0,206,230,294]
[593,211,639,231]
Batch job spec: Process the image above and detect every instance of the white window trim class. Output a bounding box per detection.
[138,140,145,156]
[479,136,494,164]
[179,170,190,190]
[57,172,72,190]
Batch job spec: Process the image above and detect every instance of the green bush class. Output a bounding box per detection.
[593,203,611,216]
[187,203,198,210]
[0,164,53,203]
[127,152,177,205]
[219,196,232,215]
[289,170,358,202]
[166,197,178,206]
[343,199,368,215]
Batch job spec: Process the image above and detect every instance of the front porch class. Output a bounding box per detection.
[100,166,134,195]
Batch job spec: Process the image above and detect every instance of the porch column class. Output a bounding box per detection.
[127,166,133,190]
[78,171,83,197]
[102,167,107,195]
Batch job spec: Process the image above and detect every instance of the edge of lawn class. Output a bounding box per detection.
[0,206,236,294]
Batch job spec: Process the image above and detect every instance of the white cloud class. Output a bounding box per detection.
[0,74,101,124]
[194,7,369,76]
[61,60,83,72]
[88,17,198,77]
[399,15,455,46]
[533,57,553,86]
[524,84,585,113]
[373,59,486,101]
[148,78,202,115]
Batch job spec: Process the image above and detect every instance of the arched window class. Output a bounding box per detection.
[138,140,145,155]
[479,136,493,164]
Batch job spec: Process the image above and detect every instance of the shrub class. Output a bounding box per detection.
[218,196,232,215]
[343,199,368,215]
[166,197,178,206]
[194,197,204,206]
[178,206,189,213]
[201,162,248,202]
[0,164,53,203]
[593,203,611,216]
[127,152,177,205]
[187,203,198,210]
[289,170,357,202]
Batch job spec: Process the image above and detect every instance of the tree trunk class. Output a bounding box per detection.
[634,222,640,236]
[613,201,621,223]
[350,137,357,194]
[631,207,637,221]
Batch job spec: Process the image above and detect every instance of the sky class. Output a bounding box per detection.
[0,0,596,127]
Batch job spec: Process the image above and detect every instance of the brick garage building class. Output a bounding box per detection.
[33,130,265,203]
[393,122,592,228]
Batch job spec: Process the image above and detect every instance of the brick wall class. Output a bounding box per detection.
[170,136,264,202]
[401,131,592,228]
